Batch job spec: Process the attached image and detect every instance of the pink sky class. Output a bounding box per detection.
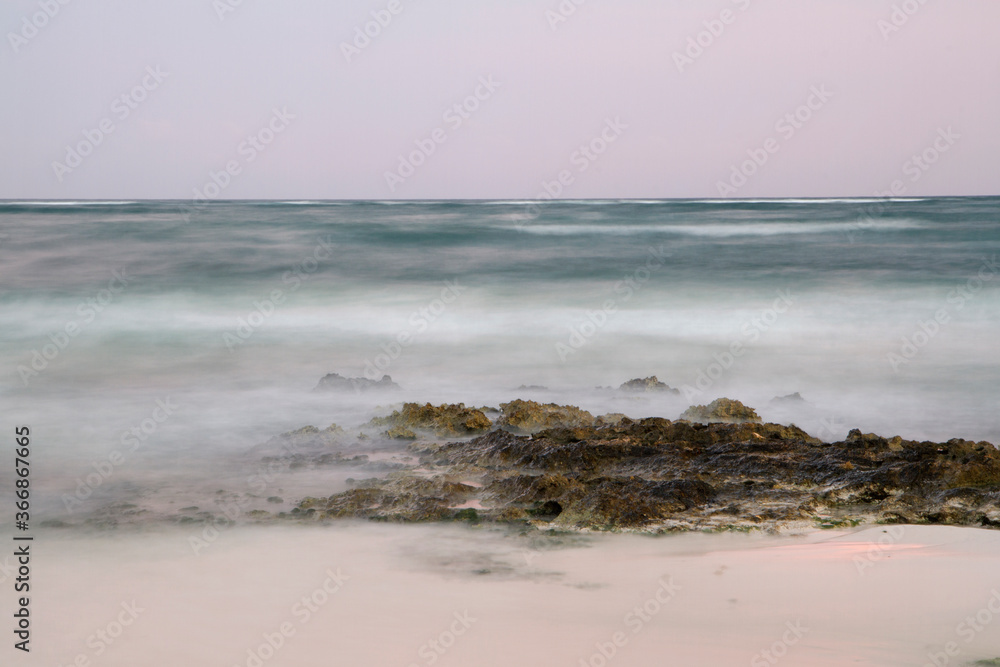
[2,0,998,199]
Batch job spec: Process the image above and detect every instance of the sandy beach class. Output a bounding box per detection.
[18,523,1000,667]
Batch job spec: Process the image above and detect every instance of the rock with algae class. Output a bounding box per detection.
[369,403,492,439]
[680,398,762,424]
[288,406,1000,533]
[265,423,346,449]
[497,399,595,434]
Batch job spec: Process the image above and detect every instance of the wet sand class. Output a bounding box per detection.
[20,523,1000,667]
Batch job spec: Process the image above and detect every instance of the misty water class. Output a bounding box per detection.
[2,199,999,665]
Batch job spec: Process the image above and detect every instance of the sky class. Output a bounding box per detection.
[1,0,998,200]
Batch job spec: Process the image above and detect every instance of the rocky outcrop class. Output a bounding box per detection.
[286,409,1000,533]
[301,476,481,523]
[680,398,762,424]
[268,424,345,449]
[497,399,595,434]
[315,372,400,393]
[368,403,491,439]
[595,413,629,427]
[618,376,680,394]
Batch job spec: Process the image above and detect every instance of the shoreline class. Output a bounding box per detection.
[38,388,1000,537]
[26,522,1000,667]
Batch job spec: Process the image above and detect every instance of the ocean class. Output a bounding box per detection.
[2,198,999,666]
[3,198,999,457]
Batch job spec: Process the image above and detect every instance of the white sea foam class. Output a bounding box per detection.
[1,200,139,206]
[518,219,925,236]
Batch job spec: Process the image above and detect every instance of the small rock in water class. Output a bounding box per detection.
[680,398,762,424]
[770,392,805,404]
[315,372,400,393]
[618,376,681,394]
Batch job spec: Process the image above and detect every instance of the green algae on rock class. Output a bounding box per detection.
[595,413,629,427]
[680,398,762,424]
[267,423,346,449]
[497,399,595,434]
[369,403,492,439]
[287,412,1000,533]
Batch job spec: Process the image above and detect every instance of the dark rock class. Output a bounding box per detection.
[385,426,417,440]
[259,423,346,451]
[452,508,480,523]
[527,500,563,520]
[315,372,400,393]
[306,477,479,523]
[498,399,595,433]
[681,398,762,424]
[619,376,681,394]
[596,413,629,427]
[369,403,491,439]
[266,402,1000,533]
[554,478,717,529]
